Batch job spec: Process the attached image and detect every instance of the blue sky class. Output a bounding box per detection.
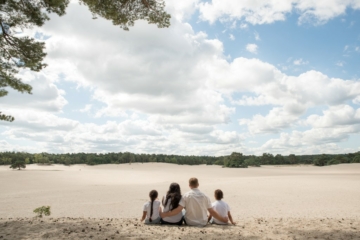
[1,0,360,156]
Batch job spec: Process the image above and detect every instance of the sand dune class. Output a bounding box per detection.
[0,163,359,239]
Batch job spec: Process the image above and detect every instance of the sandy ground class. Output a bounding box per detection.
[0,163,359,239]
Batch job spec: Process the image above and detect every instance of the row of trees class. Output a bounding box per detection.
[2,151,360,169]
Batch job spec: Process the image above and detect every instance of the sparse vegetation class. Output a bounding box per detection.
[33,206,51,218]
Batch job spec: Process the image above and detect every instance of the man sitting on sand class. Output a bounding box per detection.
[160,177,228,226]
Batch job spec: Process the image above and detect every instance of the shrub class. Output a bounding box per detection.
[10,161,26,170]
[33,206,51,218]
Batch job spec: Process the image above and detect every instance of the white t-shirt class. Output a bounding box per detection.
[211,200,230,224]
[179,188,212,226]
[143,200,161,221]
[162,195,183,223]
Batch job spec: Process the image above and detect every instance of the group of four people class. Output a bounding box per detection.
[140,177,236,226]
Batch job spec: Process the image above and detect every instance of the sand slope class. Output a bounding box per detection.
[0,217,359,240]
[1,163,359,219]
[1,163,360,239]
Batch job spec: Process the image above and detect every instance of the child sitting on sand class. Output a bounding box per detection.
[208,189,236,225]
[141,190,161,224]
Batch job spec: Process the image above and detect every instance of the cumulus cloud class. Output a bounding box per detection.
[198,0,360,26]
[293,58,309,65]
[1,0,360,156]
[0,71,67,113]
[246,44,258,54]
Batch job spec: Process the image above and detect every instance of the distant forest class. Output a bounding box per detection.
[1,151,360,168]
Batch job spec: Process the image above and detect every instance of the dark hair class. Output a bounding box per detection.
[163,183,181,211]
[149,190,158,222]
[215,189,223,200]
[189,177,198,187]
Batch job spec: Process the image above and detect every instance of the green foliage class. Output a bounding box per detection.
[80,0,171,31]
[1,151,360,168]
[224,152,248,168]
[327,158,341,165]
[1,0,171,121]
[10,160,26,170]
[33,206,51,218]
[314,154,329,166]
[244,157,260,167]
[0,0,68,121]
[260,153,274,165]
[352,155,360,163]
[288,154,298,164]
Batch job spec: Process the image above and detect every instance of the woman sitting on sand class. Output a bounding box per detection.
[160,183,183,225]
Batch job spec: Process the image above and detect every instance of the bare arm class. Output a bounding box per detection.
[160,205,183,218]
[207,213,212,223]
[208,208,228,223]
[228,211,236,225]
[140,211,147,222]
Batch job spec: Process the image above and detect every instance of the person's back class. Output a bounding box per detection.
[212,200,230,224]
[160,178,228,226]
[181,188,212,226]
[209,189,236,225]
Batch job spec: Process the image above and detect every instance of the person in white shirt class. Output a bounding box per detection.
[140,190,161,224]
[208,189,236,225]
[160,178,228,226]
[161,183,183,225]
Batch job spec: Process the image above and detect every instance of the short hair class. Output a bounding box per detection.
[189,177,199,187]
[215,189,223,200]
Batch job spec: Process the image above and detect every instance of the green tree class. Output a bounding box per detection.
[288,154,298,164]
[224,152,247,168]
[313,154,329,166]
[274,154,284,165]
[10,160,26,170]
[260,153,274,165]
[244,156,260,167]
[352,155,360,163]
[0,0,170,121]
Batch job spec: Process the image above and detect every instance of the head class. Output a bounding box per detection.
[214,189,223,200]
[168,182,181,195]
[164,183,182,211]
[149,190,158,222]
[189,177,199,189]
[149,190,158,201]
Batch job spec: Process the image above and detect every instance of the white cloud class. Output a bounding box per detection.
[336,61,345,67]
[239,23,248,29]
[246,43,258,54]
[0,71,67,113]
[198,0,360,26]
[229,34,235,40]
[79,104,92,113]
[2,0,360,156]
[254,31,260,41]
[304,105,360,128]
[239,107,301,134]
[293,58,309,65]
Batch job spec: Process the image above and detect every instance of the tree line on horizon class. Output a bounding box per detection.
[1,151,360,170]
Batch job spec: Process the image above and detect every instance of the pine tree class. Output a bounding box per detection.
[0,0,170,121]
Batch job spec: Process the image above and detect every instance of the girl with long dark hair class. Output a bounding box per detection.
[141,190,161,224]
[160,183,183,225]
